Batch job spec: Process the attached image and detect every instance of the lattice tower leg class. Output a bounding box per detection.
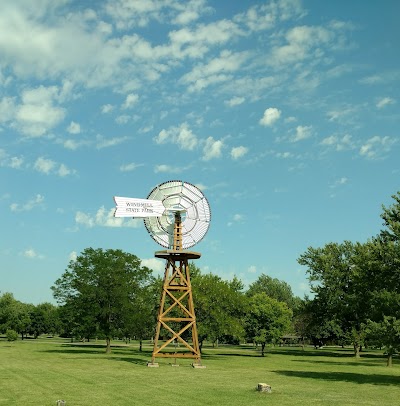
[151,255,201,364]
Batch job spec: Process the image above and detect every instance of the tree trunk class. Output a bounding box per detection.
[387,353,393,367]
[106,337,112,353]
[199,339,203,353]
[139,339,143,352]
[353,343,360,358]
[261,343,266,357]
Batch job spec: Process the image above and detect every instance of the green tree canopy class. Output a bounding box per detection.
[381,191,400,242]
[246,273,298,309]
[298,241,373,357]
[52,248,154,353]
[245,292,292,356]
[0,293,33,339]
[28,302,59,338]
[191,266,247,349]
[366,317,400,367]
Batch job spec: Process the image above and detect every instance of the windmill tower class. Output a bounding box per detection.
[114,180,211,367]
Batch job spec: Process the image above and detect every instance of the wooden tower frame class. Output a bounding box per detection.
[150,212,202,366]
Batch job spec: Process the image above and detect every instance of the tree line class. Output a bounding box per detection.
[297,191,400,366]
[1,249,297,356]
[2,191,399,365]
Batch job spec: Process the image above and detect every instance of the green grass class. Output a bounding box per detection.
[1,338,400,406]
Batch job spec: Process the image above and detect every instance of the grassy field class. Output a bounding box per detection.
[1,337,399,406]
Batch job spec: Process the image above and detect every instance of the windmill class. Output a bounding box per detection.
[114,180,211,367]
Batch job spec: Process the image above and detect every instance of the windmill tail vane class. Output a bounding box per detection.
[114,196,165,218]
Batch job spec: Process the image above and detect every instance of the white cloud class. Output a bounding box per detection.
[359,72,400,86]
[68,251,77,262]
[10,194,44,212]
[141,258,165,273]
[120,162,144,172]
[327,106,357,122]
[359,136,396,159]
[269,25,333,66]
[115,115,130,125]
[181,50,248,92]
[202,137,223,160]
[58,163,72,177]
[259,107,281,126]
[101,104,114,113]
[330,177,348,188]
[231,146,248,160]
[194,183,207,191]
[61,139,87,150]
[359,75,383,85]
[0,149,24,169]
[376,97,395,109]
[320,134,354,151]
[225,96,245,107]
[154,164,183,174]
[67,121,81,134]
[13,86,66,137]
[22,248,44,260]
[34,157,56,174]
[105,0,168,30]
[34,156,75,177]
[0,97,16,123]
[234,0,306,32]
[276,151,293,159]
[247,265,257,273]
[291,125,312,142]
[154,123,198,150]
[96,135,129,149]
[228,213,244,226]
[169,19,242,50]
[172,0,211,25]
[75,206,141,228]
[122,93,139,109]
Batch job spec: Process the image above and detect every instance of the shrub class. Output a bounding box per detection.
[6,329,18,341]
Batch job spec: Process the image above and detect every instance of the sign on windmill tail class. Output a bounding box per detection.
[114,197,165,218]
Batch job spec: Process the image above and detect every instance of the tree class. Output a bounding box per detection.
[28,303,60,338]
[292,297,342,349]
[191,266,247,350]
[246,274,298,309]
[298,241,373,357]
[245,293,292,356]
[52,248,154,353]
[14,303,33,340]
[0,292,18,333]
[0,293,33,339]
[381,191,400,242]
[6,329,18,341]
[122,278,159,351]
[366,317,400,366]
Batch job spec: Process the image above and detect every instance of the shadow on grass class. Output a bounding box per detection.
[107,356,150,366]
[201,352,259,359]
[292,359,388,367]
[269,348,385,360]
[272,370,400,386]
[41,343,153,357]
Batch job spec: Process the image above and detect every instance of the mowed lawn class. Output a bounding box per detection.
[1,338,400,406]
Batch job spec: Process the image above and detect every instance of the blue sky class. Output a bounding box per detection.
[1,0,399,305]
